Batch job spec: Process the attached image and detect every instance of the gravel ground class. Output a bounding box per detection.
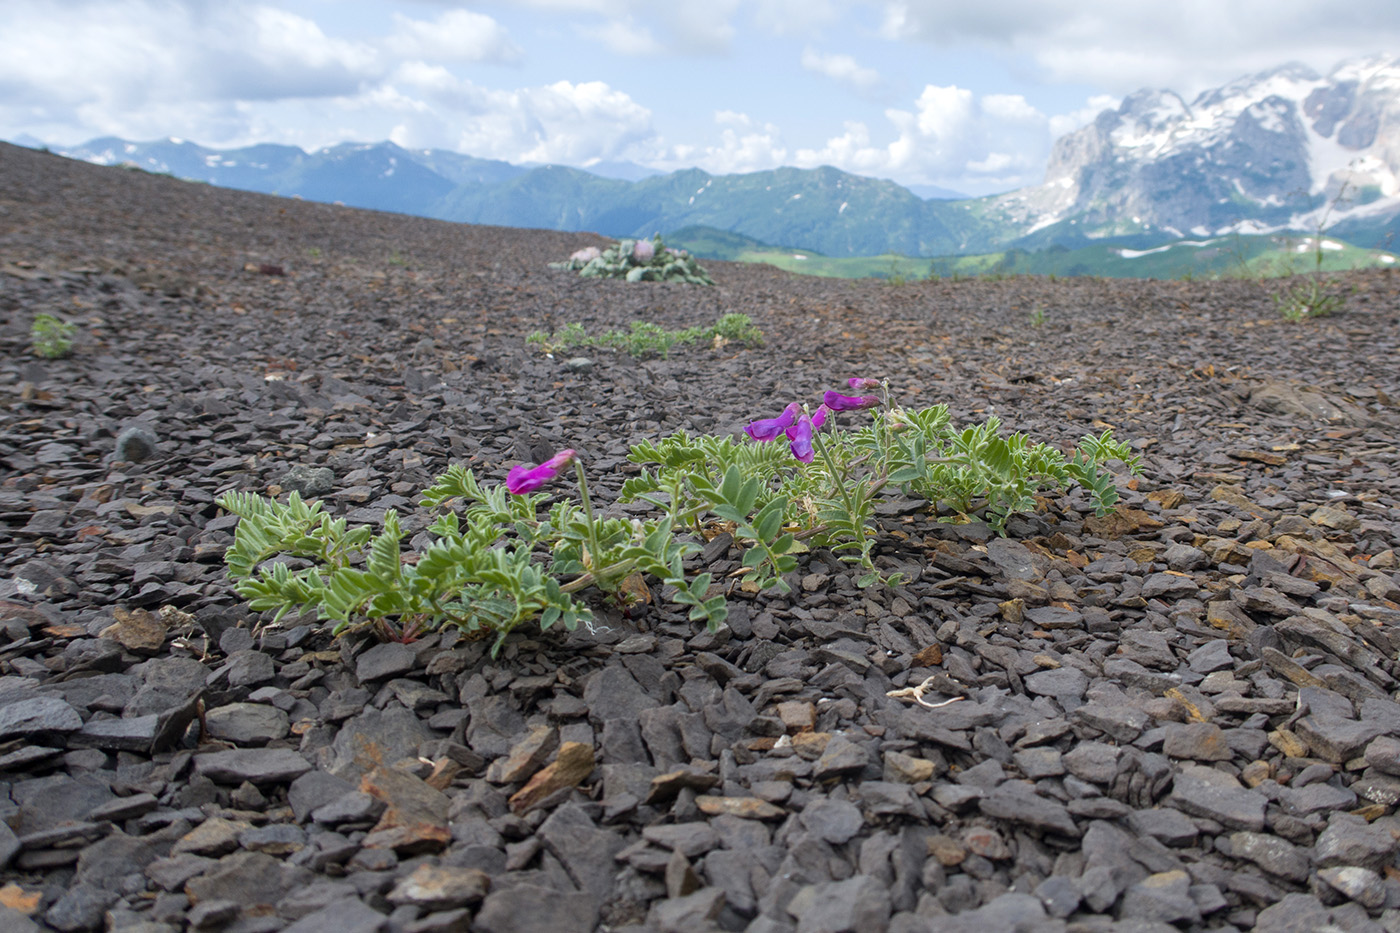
[3,140,1400,933]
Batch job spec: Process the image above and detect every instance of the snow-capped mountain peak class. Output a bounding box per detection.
[993,55,1400,240]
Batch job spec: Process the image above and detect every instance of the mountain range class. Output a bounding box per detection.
[16,54,1400,258]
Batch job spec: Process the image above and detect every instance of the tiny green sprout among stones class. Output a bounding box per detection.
[218,379,1140,653]
[1029,307,1047,328]
[550,235,715,285]
[30,313,76,359]
[527,314,763,359]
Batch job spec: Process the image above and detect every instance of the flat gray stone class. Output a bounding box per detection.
[474,883,598,933]
[1140,572,1200,599]
[44,882,114,933]
[355,642,416,682]
[1162,722,1232,761]
[537,805,625,901]
[813,734,869,780]
[979,781,1080,837]
[1014,747,1065,779]
[1023,668,1088,701]
[785,875,891,933]
[1277,781,1356,815]
[185,851,314,911]
[1253,893,1333,933]
[1364,735,1400,775]
[1294,715,1386,762]
[70,714,160,753]
[288,771,356,822]
[1127,808,1198,847]
[203,702,290,745]
[1187,639,1233,673]
[223,649,275,688]
[280,898,387,933]
[1062,741,1120,784]
[1168,768,1265,831]
[194,747,312,784]
[1228,831,1310,882]
[1314,813,1399,870]
[799,798,864,845]
[324,706,436,780]
[1118,870,1200,925]
[0,697,82,737]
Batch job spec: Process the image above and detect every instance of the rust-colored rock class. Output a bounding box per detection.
[100,606,168,653]
[776,700,816,734]
[361,766,452,854]
[508,742,595,814]
[912,644,943,667]
[791,731,831,761]
[487,725,559,784]
[645,768,722,805]
[387,863,490,910]
[1084,506,1164,537]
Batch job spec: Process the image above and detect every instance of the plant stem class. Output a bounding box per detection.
[811,425,870,564]
[572,461,605,576]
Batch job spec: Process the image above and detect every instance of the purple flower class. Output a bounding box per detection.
[847,377,881,392]
[823,390,880,411]
[745,402,800,442]
[633,240,656,262]
[506,449,576,494]
[811,404,831,429]
[786,413,816,463]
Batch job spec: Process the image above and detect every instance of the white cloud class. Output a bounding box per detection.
[579,17,665,56]
[801,47,882,92]
[790,82,1056,192]
[751,0,842,36]
[876,0,1400,96]
[455,79,656,164]
[665,110,789,175]
[1048,93,1119,138]
[501,0,741,55]
[386,10,522,65]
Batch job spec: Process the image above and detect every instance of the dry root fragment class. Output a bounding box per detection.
[886,675,965,709]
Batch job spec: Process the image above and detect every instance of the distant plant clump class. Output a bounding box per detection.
[550,235,715,285]
[1274,269,1345,322]
[528,313,763,359]
[30,313,76,359]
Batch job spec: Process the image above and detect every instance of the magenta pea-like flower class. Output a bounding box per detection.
[823,390,880,411]
[847,377,881,392]
[811,404,831,429]
[506,449,576,494]
[786,413,817,463]
[745,402,800,442]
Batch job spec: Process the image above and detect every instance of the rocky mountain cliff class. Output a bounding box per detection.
[987,56,1400,244]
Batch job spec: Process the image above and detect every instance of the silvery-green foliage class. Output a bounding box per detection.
[549,235,715,285]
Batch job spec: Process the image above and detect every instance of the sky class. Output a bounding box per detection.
[3,1,1399,196]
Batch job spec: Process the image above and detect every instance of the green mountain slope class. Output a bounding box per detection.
[429,163,1001,257]
[668,225,1399,281]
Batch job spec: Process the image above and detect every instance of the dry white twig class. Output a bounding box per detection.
[886,675,965,709]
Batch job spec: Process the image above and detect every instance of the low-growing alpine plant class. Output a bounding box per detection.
[218,379,1140,653]
[30,313,76,359]
[549,235,715,285]
[527,313,763,359]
